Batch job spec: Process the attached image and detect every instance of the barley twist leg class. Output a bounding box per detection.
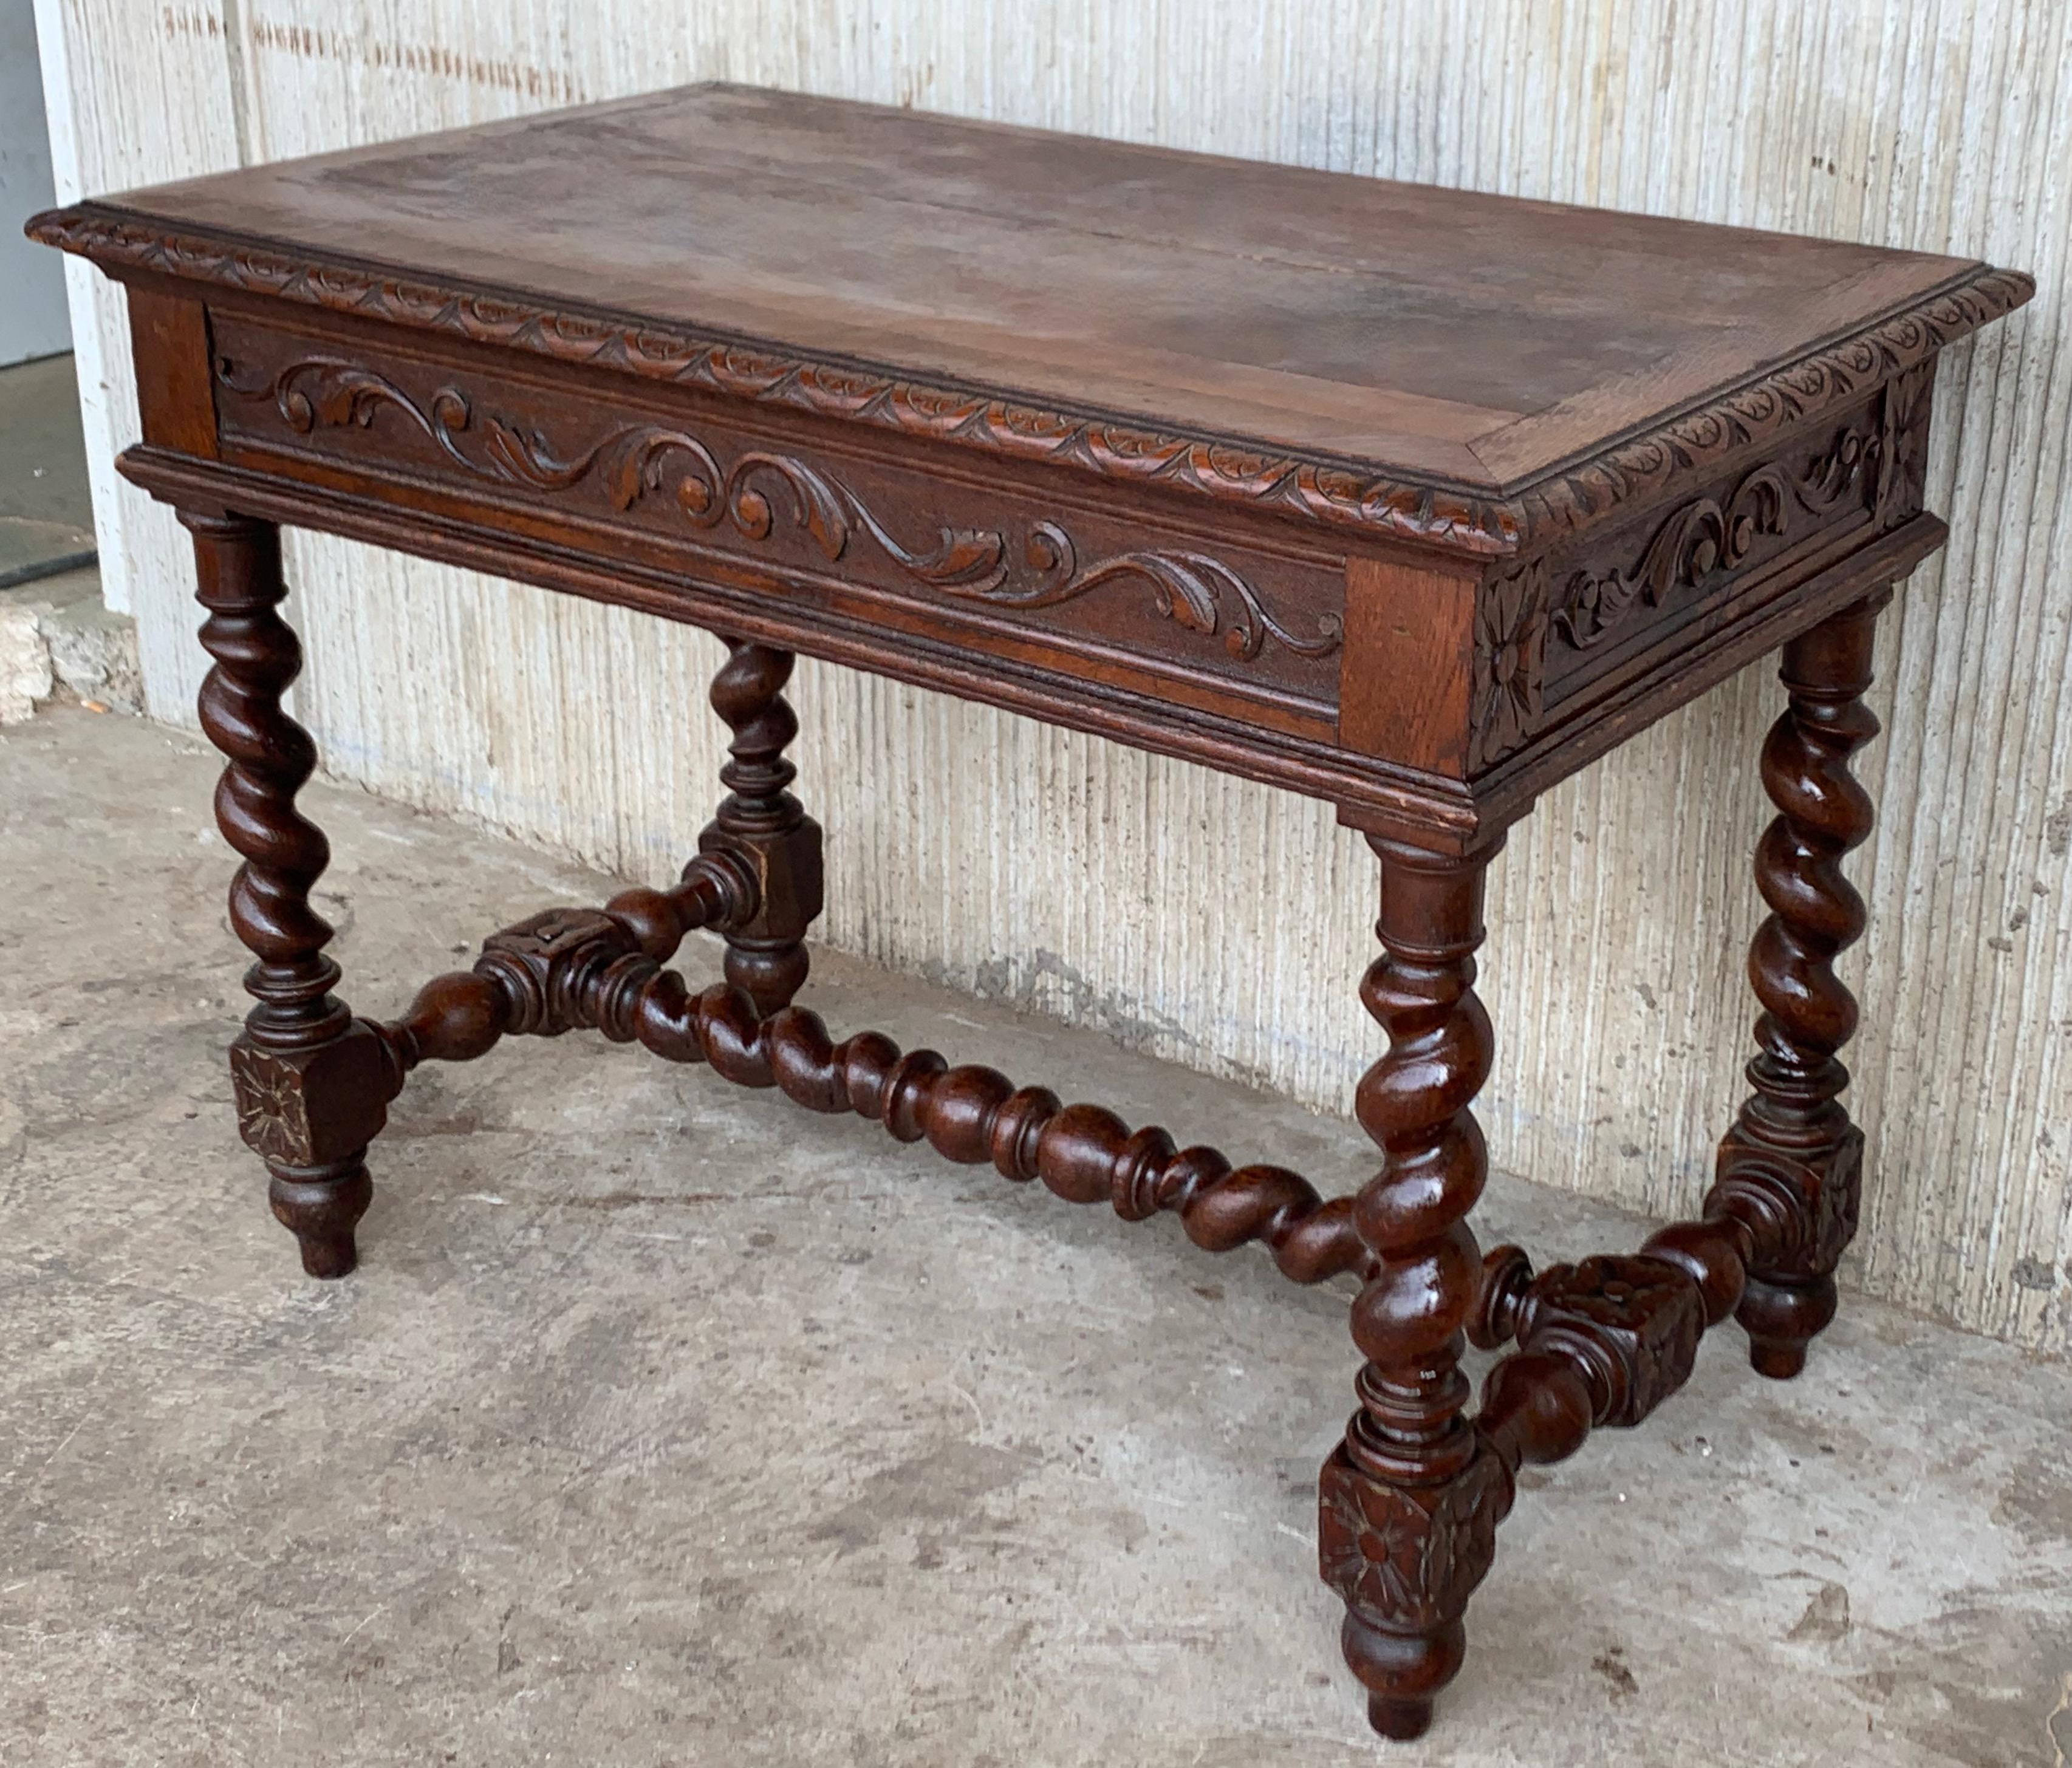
[1714,593,1889,1378]
[1320,839,1508,1741]
[188,511,388,1278]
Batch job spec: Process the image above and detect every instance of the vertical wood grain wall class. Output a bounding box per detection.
[35,0,2071,1351]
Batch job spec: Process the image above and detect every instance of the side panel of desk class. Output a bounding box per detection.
[1328,363,1948,833]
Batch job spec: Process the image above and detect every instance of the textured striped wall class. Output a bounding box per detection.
[35,1,2071,1350]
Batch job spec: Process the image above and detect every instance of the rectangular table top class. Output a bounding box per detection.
[27,84,2031,848]
[41,84,2024,545]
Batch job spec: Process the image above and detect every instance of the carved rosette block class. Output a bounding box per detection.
[229,1028,390,1169]
[1319,1438,1507,1634]
[1875,364,1934,529]
[1713,1124,1864,1274]
[1471,1243,1712,1484]
[1509,1254,1705,1429]
[1469,561,1548,771]
[1320,1430,1510,1737]
[1712,1123,1865,1375]
[230,1026,390,1278]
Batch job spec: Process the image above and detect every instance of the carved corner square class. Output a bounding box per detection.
[230,1041,312,1165]
[1713,1122,1865,1277]
[699,815,824,940]
[1468,559,1548,774]
[1875,363,1934,529]
[1318,1438,1506,1632]
[228,1024,388,1168]
[1516,1254,1704,1429]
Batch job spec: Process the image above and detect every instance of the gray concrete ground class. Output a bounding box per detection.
[0,354,95,587]
[2,705,2068,1767]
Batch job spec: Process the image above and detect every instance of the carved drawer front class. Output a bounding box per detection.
[208,315,1348,708]
[1537,373,1926,700]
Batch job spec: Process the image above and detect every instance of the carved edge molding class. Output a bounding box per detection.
[29,202,2031,555]
[216,352,1343,663]
[1507,273,2013,545]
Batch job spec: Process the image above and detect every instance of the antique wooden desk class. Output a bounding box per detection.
[32,84,2030,1742]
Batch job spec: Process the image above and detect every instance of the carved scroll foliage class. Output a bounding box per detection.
[969,539,1342,658]
[1554,467,1789,652]
[1797,430,1871,517]
[216,355,1339,663]
[1550,400,1893,656]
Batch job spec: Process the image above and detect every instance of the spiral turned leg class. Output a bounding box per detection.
[188,511,388,1278]
[1715,592,1889,1379]
[1320,839,1508,1741]
[701,640,822,1018]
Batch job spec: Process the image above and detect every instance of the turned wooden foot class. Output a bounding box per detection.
[1714,593,1887,1377]
[1740,1267,1839,1379]
[267,1158,374,1277]
[189,510,388,1278]
[1321,838,1504,1738]
[1344,1615,1466,1739]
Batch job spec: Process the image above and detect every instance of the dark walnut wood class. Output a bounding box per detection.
[28,83,2030,1744]
[375,833,1376,1285]
[1324,840,1502,1739]
[701,640,821,1018]
[1714,595,1888,1377]
[188,510,387,1277]
[30,84,2028,848]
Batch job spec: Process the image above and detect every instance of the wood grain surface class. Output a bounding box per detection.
[37,84,2022,540]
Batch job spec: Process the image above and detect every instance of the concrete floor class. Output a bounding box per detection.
[2,706,2068,1767]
